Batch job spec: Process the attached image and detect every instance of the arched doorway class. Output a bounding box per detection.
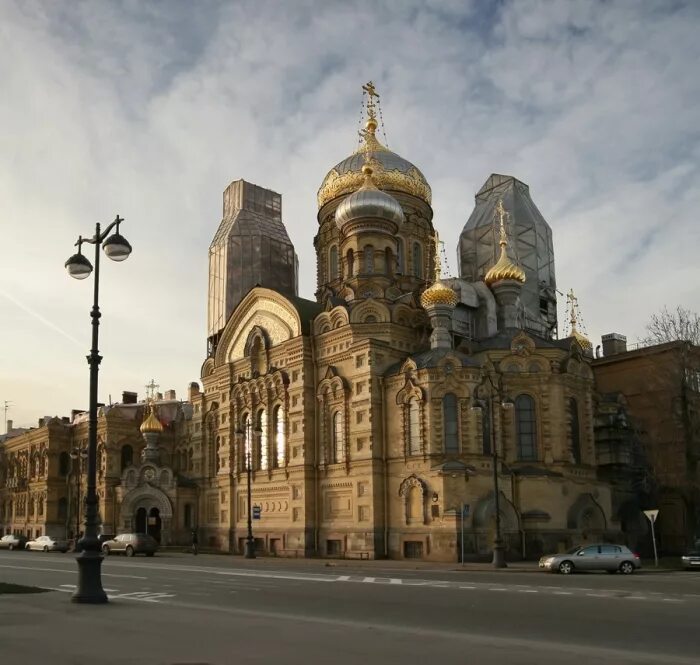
[148,507,162,543]
[135,507,147,533]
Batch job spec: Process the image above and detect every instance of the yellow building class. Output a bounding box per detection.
[1,84,617,560]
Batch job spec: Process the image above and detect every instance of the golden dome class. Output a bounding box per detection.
[140,405,163,434]
[317,83,431,209]
[484,200,526,285]
[571,329,593,350]
[566,289,592,349]
[420,281,458,308]
[420,231,458,309]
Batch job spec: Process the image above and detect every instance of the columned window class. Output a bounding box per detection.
[257,409,268,470]
[515,395,537,461]
[408,398,421,455]
[243,413,251,468]
[332,411,344,463]
[273,405,285,469]
[443,393,459,453]
[120,446,133,472]
[397,238,404,274]
[569,398,581,464]
[347,249,354,277]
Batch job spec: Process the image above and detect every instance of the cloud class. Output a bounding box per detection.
[0,0,698,426]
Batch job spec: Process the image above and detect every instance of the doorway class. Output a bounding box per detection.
[148,507,162,543]
[135,507,147,533]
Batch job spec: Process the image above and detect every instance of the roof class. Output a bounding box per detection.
[384,347,479,376]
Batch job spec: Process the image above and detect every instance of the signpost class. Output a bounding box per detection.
[252,505,261,521]
[644,509,659,567]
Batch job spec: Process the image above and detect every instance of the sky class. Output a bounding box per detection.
[1,0,699,430]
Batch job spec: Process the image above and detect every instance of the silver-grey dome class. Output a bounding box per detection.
[335,187,405,230]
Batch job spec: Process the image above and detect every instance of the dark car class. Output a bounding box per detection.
[0,534,28,551]
[101,533,158,557]
[681,542,700,570]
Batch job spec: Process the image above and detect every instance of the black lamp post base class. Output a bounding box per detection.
[244,540,256,559]
[492,543,507,569]
[71,551,108,604]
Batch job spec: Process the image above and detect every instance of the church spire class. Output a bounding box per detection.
[357,81,388,154]
[484,200,526,285]
[566,289,592,351]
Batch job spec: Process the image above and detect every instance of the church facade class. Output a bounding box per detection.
[1,84,622,561]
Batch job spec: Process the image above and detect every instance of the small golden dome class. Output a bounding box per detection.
[571,329,593,350]
[140,405,163,434]
[420,230,458,309]
[566,289,592,350]
[420,281,458,308]
[484,200,526,286]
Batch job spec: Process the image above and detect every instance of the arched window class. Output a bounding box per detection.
[385,247,394,276]
[364,245,374,274]
[120,445,133,472]
[332,411,344,463]
[396,238,404,274]
[257,409,268,470]
[59,452,70,477]
[215,436,221,472]
[412,242,422,279]
[347,249,354,277]
[408,398,421,455]
[188,448,194,471]
[243,413,251,469]
[443,393,459,453]
[569,397,581,464]
[515,395,537,461]
[273,405,285,469]
[329,246,338,280]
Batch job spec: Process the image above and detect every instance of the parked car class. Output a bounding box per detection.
[681,544,700,570]
[101,533,158,557]
[0,534,28,551]
[25,535,69,553]
[539,543,641,574]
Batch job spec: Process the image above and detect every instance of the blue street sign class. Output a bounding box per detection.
[252,505,262,520]
[462,504,470,517]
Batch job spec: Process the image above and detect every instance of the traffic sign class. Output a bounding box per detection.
[252,505,262,520]
[644,509,659,523]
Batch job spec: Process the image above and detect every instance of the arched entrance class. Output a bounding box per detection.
[148,507,162,543]
[135,507,147,533]
[120,485,173,545]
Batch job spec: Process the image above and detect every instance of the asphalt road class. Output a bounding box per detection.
[1,551,700,665]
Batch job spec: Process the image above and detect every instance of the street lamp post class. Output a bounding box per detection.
[70,446,88,546]
[65,215,132,604]
[236,420,261,559]
[472,371,512,569]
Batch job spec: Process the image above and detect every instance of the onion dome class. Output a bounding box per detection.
[317,83,431,210]
[335,164,405,231]
[484,200,526,285]
[139,404,164,434]
[420,233,458,309]
[566,289,592,350]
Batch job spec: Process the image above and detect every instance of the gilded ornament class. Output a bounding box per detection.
[484,199,526,285]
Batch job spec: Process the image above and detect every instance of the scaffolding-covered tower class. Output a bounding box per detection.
[207,180,299,354]
[459,174,558,338]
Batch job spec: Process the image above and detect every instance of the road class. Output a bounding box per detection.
[1,551,700,664]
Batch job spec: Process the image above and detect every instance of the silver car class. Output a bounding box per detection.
[0,534,28,551]
[25,535,69,553]
[681,546,700,570]
[539,543,641,574]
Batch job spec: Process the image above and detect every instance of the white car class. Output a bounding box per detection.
[25,535,69,553]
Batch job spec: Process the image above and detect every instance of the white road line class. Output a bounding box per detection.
[489,588,507,591]
[363,577,376,583]
[459,586,476,589]
[518,589,538,593]
[337,575,351,581]
[553,591,573,595]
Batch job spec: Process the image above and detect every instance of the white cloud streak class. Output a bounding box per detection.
[0,0,698,426]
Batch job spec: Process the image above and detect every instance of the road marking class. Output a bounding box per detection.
[362,577,376,583]
[553,591,573,595]
[518,589,538,593]
[337,575,351,581]
[459,585,476,589]
[489,588,507,592]
[0,563,146,579]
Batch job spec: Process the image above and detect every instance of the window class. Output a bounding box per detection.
[385,247,394,275]
[273,405,285,469]
[346,249,354,277]
[57,497,68,521]
[257,409,268,470]
[443,393,459,453]
[412,242,422,279]
[515,395,537,461]
[243,414,251,468]
[332,411,344,463]
[408,398,421,455]
[120,445,133,472]
[59,452,70,477]
[364,245,374,274]
[396,238,404,274]
[600,545,621,555]
[329,245,338,280]
[569,397,581,464]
